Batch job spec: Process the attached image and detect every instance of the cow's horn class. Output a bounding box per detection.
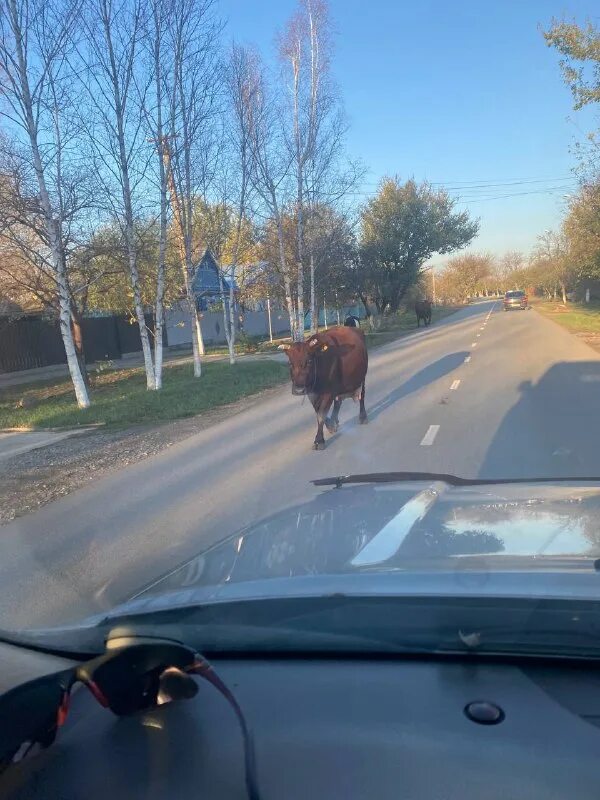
[278,343,291,350]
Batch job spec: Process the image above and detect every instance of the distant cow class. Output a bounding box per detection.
[415,299,432,327]
[344,314,360,327]
[280,326,368,450]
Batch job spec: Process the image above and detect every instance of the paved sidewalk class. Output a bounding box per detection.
[0,429,90,461]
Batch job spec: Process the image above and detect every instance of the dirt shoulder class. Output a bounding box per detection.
[0,383,285,525]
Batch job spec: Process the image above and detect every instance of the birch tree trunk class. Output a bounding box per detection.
[274,208,296,340]
[148,0,167,390]
[58,274,90,407]
[70,306,91,392]
[292,47,305,339]
[162,141,203,376]
[218,268,236,365]
[154,266,165,387]
[153,133,167,388]
[309,250,316,333]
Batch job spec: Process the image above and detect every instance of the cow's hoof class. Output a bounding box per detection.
[313,441,325,451]
[359,416,368,425]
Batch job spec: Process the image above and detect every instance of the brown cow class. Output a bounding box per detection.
[279,326,368,450]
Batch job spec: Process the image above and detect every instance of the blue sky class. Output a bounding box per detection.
[219,0,598,261]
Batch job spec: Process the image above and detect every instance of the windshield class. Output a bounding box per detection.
[1,0,600,660]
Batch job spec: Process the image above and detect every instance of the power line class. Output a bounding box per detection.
[344,181,577,201]
[358,175,575,189]
[459,187,575,203]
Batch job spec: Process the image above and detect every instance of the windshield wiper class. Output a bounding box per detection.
[312,472,600,489]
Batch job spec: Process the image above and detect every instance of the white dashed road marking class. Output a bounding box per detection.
[464,356,471,363]
[450,379,461,390]
[420,425,440,446]
[471,342,478,347]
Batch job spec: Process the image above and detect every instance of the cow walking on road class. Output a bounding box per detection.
[415,299,432,327]
[280,326,368,450]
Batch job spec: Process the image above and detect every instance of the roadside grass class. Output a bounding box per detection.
[0,304,461,431]
[532,299,600,347]
[0,359,289,430]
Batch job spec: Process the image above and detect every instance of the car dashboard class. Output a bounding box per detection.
[1,639,599,800]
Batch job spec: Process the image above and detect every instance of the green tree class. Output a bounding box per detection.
[358,177,478,313]
[544,20,600,110]
[544,20,600,175]
[563,181,600,284]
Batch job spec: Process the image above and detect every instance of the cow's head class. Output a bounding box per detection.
[278,336,333,395]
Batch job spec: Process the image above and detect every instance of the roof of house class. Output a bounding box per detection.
[192,249,221,295]
[192,248,244,295]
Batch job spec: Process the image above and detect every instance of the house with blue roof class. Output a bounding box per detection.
[191,249,238,311]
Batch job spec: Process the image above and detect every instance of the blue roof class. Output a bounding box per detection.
[192,250,223,296]
[191,249,242,297]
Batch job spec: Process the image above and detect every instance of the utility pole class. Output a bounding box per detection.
[266,293,273,343]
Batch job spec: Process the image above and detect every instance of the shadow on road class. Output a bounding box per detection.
[368,351,470,423]
[480,360,600,479]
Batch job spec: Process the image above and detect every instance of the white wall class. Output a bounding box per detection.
[164,302,363,347]
[164,303,291,346]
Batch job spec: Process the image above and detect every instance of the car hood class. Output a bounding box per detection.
[116,479,600,613]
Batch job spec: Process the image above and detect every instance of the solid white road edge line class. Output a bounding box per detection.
[420,425,440,446]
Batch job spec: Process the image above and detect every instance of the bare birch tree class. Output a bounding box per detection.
[0,0,91,406]
[304,119,363,331]
[140,0,169,388]
[279,0,335,338]
[244,51,297,339]
[215,42,255,365]
[78,0,157,389]
[164,0,222,377]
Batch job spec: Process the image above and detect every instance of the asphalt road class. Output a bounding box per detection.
[3,299,600,629]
